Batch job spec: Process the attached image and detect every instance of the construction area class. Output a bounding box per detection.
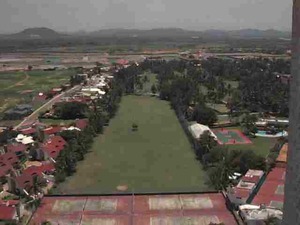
[30,193,237,225]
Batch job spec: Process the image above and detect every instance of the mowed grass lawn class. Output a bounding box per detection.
[57,95,210,194]
[228,136,275,157]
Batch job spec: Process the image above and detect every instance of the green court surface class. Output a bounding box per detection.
[213,129,252,145]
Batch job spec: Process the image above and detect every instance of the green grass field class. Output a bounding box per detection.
[40,119,75,126]
[57,95,210,194]
[0,69,75,113]
[228,136,275,157]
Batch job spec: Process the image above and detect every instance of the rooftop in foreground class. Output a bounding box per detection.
[30,192,237,225]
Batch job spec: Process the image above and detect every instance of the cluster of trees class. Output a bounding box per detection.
[54,79,123,183]
[55,126,95,182]
[200,133,266,190]
[240,113,258,135]
[53,102,88,120]
[115,59,218,126]
[0,129,18,145]
[201,57,290,116]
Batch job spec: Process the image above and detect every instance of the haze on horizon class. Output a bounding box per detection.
[0,0,292,34]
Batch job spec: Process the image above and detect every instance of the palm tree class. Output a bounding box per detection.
[208,147,237,190]
[264,216,280,225]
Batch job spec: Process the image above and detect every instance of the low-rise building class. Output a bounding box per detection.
[228,170,264,206]
[42,136,67,161]
[0,152,19,169]
[15,134,34,145]
[239,204,282,225]
[0,201,18,222]
[6,143,27,158]
[19,127,37,136]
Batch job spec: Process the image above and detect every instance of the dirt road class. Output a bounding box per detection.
[14,85,80,129]
[4,71,29,90]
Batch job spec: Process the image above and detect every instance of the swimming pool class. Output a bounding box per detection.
[255,130,288,137]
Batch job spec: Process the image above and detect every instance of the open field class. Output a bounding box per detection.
[40,119,75,126]
[57,95,209,194]
[228,136,275,157]
[0,69,75,114]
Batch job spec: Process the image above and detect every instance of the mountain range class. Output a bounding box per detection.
[1,27,291,40]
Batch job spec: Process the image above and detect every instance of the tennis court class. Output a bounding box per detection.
[213,129,252,145]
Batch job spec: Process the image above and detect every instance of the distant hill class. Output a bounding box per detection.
[6,27,66,39]
[89,28,291,40]
[0,27,291,40]
[227,29,290,39]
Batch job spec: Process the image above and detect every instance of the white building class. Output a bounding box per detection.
[239,204,282,225]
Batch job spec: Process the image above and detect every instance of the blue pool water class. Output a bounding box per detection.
[256,130,286,137]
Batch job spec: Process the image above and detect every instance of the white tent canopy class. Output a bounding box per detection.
[188,123,217,140]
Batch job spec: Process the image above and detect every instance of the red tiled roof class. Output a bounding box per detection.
[15,174,33,191]
[6,143,27,153]
[0,200,19,206]
[241,175,261,184]
[266,167,286,181]
[232,187,252,200]
[0,162,11,177]
[43,126,62,135]
[0,152,19,167]
[23,163,55,177]
[75,119,89,130]
[0,205,16,221]
[252,167,286,207]
[42,136,67,159]
[20,127,36,135]
[117,59,129,65]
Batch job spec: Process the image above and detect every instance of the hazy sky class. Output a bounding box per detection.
[0,0,292,33]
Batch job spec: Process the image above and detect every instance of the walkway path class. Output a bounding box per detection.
[4,71,29,90]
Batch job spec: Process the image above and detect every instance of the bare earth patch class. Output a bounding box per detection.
[116,185,128,191]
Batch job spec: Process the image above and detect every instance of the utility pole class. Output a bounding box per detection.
[282,0,300,224]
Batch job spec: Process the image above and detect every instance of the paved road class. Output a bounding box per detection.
[14,85,80,129]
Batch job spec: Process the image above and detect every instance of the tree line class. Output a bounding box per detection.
[54,78,122,185]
